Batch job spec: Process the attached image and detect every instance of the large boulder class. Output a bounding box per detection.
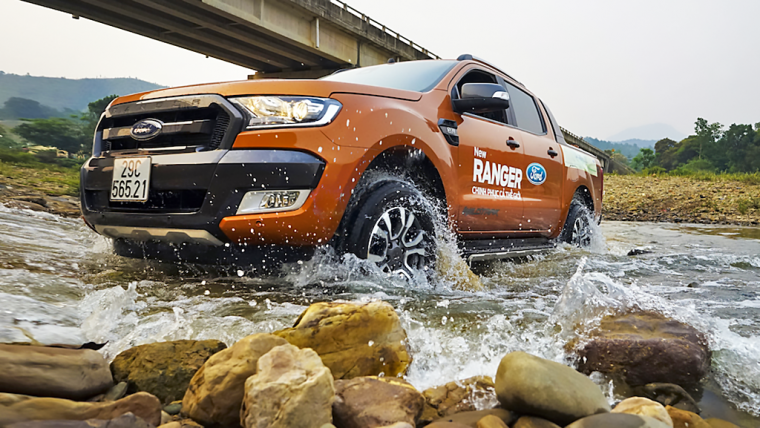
[241,344,334,428]
[181,333,287,428]
[0,392,161,426]
[5,412,153,428]
[333,376,424,428]
[495,351,610,426]
[612,397,673,427]
[0,344,113,400]
[111,339,227,404]
[274,301,411,379]
[577,312,710,387]
[422,376,498,418]
[565,413,671,428]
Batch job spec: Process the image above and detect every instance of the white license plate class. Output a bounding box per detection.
[111,157,151,202]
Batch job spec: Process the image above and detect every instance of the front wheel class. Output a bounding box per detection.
[341,181,437,280]
[560,200,593,248]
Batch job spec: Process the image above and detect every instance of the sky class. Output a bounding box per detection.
[1,0,759,140]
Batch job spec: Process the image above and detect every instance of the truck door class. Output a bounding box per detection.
[453,70,524,232]
[501,81,563,232]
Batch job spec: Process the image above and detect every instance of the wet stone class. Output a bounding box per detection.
[0,344,113,401]
[111,339,227,405]
[496,351,610,426]
[333,376,424,428]
[274,301,411,379]
[577,312,711,387]
[632,383,700,414]
[565,413,671,428]
[422,376,498,418]
[512,416,561,428]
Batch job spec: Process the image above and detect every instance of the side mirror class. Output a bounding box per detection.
[452,83,510,114]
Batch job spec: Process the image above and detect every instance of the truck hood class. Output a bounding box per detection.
[112,79,423,106]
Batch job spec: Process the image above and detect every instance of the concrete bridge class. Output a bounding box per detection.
[22,0,439,79]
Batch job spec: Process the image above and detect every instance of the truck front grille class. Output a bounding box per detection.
[96,95,241,155]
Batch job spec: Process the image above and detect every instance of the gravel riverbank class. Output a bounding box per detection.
[603,175,760,225]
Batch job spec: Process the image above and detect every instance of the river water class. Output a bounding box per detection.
[0,204,758,425]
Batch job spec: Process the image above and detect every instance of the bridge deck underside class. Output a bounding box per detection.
[24,0,363,74]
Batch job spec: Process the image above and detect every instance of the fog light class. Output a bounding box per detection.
[236,189,311,215]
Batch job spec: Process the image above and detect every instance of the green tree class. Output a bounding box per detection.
[631,148,655,171]
[694,117,723,160]
[653,138,679,170]
[81,94,118,138]
[13,117,88,154]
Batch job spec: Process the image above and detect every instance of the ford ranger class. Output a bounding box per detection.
[80,55,603,278]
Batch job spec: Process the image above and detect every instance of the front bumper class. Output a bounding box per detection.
[81,149,325,246]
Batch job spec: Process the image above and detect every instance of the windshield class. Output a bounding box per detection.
[321,60,458,93]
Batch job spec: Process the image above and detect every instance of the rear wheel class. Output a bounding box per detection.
[342,181,436,280]
[560,199,593,247]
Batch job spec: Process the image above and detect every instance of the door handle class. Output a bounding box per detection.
[506,138,520,149]
[547,148,559,157]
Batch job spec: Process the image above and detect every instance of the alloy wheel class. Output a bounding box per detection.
[366,206,433,280]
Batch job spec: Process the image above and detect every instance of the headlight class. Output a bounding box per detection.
[230,96,342,129]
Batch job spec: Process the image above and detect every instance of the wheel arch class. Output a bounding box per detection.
[573,185,594,211]
[332,144,448,249]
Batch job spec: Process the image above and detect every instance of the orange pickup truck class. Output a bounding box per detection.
[81,55,603,278]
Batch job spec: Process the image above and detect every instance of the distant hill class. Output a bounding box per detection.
[584,137,656,159]
[0,72,163,113]
[607,123,687,142]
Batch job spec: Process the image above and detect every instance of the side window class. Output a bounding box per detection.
[504,82,546,135]
[452,70,508,125]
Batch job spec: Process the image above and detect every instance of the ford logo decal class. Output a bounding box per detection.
[130,119,163,141]
[526,163,547,185]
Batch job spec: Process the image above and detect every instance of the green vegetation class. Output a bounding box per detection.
[0,149,81,196]
[6,94,117,154]
[627,118,760,179]
[0,71,161,112]
[0,94,119,196]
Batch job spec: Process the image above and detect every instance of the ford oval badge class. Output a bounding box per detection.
[526,163,547,185]
[130,119,163,141]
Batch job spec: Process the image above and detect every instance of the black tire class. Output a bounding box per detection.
[341,181,437,279]
[560,199,593,247]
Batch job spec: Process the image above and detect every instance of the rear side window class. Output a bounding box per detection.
[504,82,546,135]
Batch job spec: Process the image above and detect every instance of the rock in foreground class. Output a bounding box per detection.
[111,339,227,404]
[577,312,711,387]
[611,397,673,427]
[274,301,411,379]
[333,376,424,428]
[565,413,671,428]
[423,376,498,418]
[5,412,153,428]
[665,406,711,428]
[0,392,161,426]
[0,344,113,400]
[241,344,334,428]
[181,333,287,428]
[496,351,610,426]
